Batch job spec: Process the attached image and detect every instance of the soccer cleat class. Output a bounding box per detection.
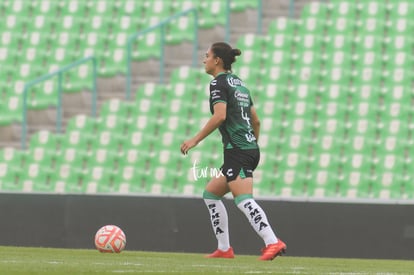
[259,240,287,261]
[205,247,235,259]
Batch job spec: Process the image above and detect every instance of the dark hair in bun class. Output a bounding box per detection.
[211,42,242,71]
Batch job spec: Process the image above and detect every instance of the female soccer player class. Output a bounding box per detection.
[180,42,286,260]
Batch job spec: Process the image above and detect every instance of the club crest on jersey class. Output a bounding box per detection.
[227,76,244,87]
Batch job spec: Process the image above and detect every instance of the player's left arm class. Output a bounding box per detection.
[180,102,226,155]
[250,106,260,142]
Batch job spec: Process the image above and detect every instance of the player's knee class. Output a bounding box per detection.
[234,194,253,205]
[203,190,222,200]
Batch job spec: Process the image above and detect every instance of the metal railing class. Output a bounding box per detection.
[21,56,97,149]
[126,8,199,100]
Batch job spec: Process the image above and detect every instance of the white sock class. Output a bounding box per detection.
[204,198,231,251]
[236,198,278,246]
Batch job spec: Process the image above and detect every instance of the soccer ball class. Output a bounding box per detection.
[94,225,126,253]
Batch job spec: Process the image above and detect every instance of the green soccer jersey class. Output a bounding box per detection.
[209,72,259,150]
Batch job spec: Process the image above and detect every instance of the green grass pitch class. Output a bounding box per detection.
[0,246,413,274]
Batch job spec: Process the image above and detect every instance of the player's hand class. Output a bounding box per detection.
[180,138,198,155]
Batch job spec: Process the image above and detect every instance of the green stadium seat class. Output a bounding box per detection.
[356,14,385,36]
[0,148,26,192]
[379,98,408,119]
[100,99,135,120]
[51,163,88,193]
[78,31,105,52]
[166,16,197,44]
[355,5,387,37]
[230,0,256,12]
[316,103,346,132]
[116,153,154,194]
[136,82,166,99]
[325,15,356,36]
[125,112,160,138]
[26,30,47,50]
[1,95,22,123]
[98,48,126,77]
[3,14,27,33]
[388,1,413,16]
[4,0,31,15]
[371,141,405,199]
[323,33,354,57]
[86,166,121,193]
[384,33,413,56]
[308,131,343,187]
[261,64,290,88]
[111,16,141,35]
[370,180,404,200]
[237,66,261,88]
[63,63,95,93]
[0,147,25,164]
[26,79,59,110]
[0,162,24,192]
[263,49,291,72]
[267,17,297,36]
[382,66,413,88]
[338,152,376,199]
[322,49,352,72]
[54,15,84,33]
[55,147,87,170]
[87,146,120,168]
[32,3,58,19]
[274,146,311,196]
[58,0,86,16]
[131,32,162,61]
[88,0,116,17]
[28,14,57,33]
[170,67,193,84]
[236,33,266,51]
[327,1,357,17]
[59,130,93,151]
[21,162,57,193]
[320,66,352,91]
[66,115,97,137]
[258,164,282,197]
[143,0,172,17]
[198,1,226,28]
[266,33,294,56]
[306,165,341,198]
[272,154,308,198]
[117,147,142,167]
[53,44,74,63]
[116,0,144,15]
[296,17,326,38]
[301,2,328,19]
[26,144,58,166]
[89,130,124,154]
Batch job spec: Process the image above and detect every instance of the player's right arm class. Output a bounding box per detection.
[180,102,226,155]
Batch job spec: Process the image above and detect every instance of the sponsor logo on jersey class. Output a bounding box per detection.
[210,89,221,100]
[234,90,250,104]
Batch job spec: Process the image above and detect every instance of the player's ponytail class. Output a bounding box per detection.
[211,42,242,72]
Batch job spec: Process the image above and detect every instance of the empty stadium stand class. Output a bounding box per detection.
[0,0,413,202]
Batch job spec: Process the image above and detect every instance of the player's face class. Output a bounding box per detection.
[203,48,218,76]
